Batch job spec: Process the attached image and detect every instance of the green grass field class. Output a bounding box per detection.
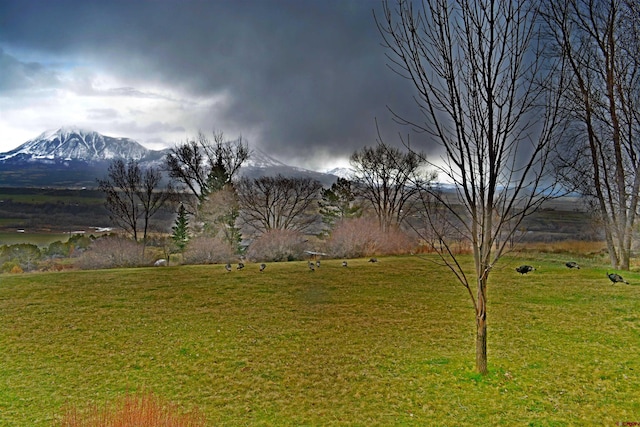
[1,255,639,426]
[0,232,77,247]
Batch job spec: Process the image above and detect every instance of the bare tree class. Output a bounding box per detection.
[236,175,323,236]
[541,0,640,270]
[137,167,175,247]
[376,0,564,374]
[350,141,434,232]
[165,131,249,203]
[98,160,174,247]
[98,160,142,241]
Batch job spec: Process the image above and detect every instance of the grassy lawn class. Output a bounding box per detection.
[0,255,639,426]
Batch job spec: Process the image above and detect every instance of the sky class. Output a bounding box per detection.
[0,0,430,171]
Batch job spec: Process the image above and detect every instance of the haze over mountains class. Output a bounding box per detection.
[0,128,347,187]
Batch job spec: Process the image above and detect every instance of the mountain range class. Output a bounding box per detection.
[0,128,347,187]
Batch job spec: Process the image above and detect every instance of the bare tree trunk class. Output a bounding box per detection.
[475,276,488,375]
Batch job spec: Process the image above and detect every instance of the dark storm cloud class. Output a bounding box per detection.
[0,0,436,165]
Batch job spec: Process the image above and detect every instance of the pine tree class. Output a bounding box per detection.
[172,203,190,253]
[319,178,362,228]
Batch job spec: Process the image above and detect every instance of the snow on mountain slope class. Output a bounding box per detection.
[0,127,157,163]
[321,167,354,180]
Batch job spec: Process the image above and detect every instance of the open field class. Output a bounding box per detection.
[1,255,639,426]
[0,232,81,247]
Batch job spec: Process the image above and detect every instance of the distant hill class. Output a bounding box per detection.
[0,128,338,188]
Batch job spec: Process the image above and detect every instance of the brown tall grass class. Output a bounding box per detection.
[58,392,206,427]
[518,239,606,255]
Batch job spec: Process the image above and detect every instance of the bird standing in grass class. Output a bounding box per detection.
[607,272,629,284]
[260,263,266,272]
[237,262,245,270]
[565,261,580,269]
[316,260,321,268]
[308,261,315,272]
[342,261,348,267]
[516,265,535,275]
[225,263,232,272]
[369,258,378,263]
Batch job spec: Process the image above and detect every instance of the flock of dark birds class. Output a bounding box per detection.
[222,258,381,273]
[515,261,631,285]
[223,258,628,285]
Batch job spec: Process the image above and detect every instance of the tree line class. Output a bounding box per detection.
[97,130,433,259]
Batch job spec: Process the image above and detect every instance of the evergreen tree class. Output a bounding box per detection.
[319,178,362,228]
[172,204,190,253]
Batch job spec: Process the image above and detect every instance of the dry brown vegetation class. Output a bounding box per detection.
[324,217,415,258]
[58,391,206,427]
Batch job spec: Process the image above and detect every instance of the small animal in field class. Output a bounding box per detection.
[259,263,266,272]
[342,261,348,267]
[237,262,245,270]
[565,261,580,269]
[607,272,629,284]
[516,265,535,275]
[369,258,378,263]
[308,261,315,271]
[316,260,321,268]
[225,263,232,272]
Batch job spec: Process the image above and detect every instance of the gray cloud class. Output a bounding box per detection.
[0,48,62,92]
[0,0,436,168]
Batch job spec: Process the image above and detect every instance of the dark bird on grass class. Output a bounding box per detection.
[369,258,378,263]
[342,261,348,267]
[308,261,315,271]
[237,262,245,270]
[225,263,232,272]
[566,261,580,269]
[260,263,266,272]
[607,272,629,284]
[316,260,321,268]
[516,265,535,275]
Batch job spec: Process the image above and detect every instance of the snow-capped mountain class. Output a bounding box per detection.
[0,127,169,187]
[0,127,166,164]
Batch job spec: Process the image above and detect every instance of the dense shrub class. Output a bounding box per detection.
[58,391,206,426]
[245,229,309,262]
[182,236,236,265]
[46,240,71,258]
[325,217,415,258]
[1,261,20,273]
[9,264,24,274]
[76,236,152,270]
[0,243,41,271]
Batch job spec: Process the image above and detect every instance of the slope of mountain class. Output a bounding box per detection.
[321,167,354,180]
[241,148,338,186]
[0,128,338,188]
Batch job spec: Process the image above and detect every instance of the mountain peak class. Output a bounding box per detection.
[0,128,154,163]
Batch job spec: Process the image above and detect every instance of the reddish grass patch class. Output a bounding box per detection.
[58,392,207,427]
